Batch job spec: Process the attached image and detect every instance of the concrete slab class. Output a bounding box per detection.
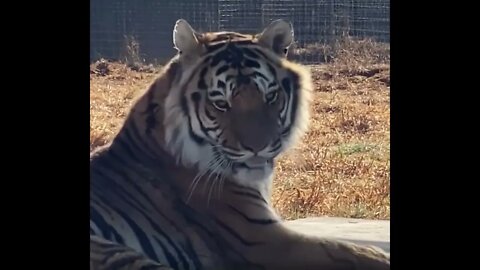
[284,217,390,253]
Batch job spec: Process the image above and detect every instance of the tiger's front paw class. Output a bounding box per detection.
[338,243,390,270]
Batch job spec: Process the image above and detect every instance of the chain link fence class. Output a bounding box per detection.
[90,0,389,65]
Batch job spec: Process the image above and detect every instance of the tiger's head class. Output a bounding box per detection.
[163,19,312,189]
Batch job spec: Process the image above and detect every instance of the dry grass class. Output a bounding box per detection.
[90,61,160,151]
[90,40,390,221]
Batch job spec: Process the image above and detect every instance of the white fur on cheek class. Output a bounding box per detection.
[163,63,216,172]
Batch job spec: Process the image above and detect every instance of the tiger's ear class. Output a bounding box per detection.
[173,19,201,55]
[257,19,294,56]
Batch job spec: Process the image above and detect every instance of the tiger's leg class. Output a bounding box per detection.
[215,195,389,269]
[90,235,174,270]
[243,227,390,270]
[286,232,389,270]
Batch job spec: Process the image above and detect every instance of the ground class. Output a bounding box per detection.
[90,40,390,220]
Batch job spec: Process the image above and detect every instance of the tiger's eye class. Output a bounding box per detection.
[213,100,230,111]
[265,91,278,104]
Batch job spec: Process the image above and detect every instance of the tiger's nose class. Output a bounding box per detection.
[239,138,269,154]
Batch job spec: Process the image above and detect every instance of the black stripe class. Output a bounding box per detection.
[180,237,203,270]
[252,48,268,58]
[216,80,226,89]
[253,71,269,81]
[229,182,265,196]
[129,117,162,156]
[114,208,160,262]
[269,139,282,154]
[91,235,130,254]
[182,96,206,145]
[266,63,277,77]
[225,75,235,82]
[202,56,212,64]
[272,138,281,148]
[192,93,219,136]
[211,48,229,67]
[244,59,260,68]
[228,183,267,203]
[112,135,150,166]
[140,86,159,135]
[227,44,246,69]
[214,218,264,246]
[144,106,159,136]
[174,202,227,258]
[191,92,201,102]
[287,71,300,126]
[197,67,209,89]
[181,96,189,115]
[221,149,243,157]
[242,48,260,59]
[268,81,277,88]
[90,199,128,246]
[107,144,159,177]
[279,96,289,124]
[227,205,279,225]
[153,236,179,269]
[217,129,224,139]
[279,94,288,118]
[102,253,151,270]
[90,206,125,245]
[237,75,250,85]
[202,117,219,132]
[91,168,151,215]
[91,196,115,216]
[204,106,216,121]
[190,125,207,145]
[122,122,158,161]
[252,48,269,60]
[280,115,287,126]
[216,65,229,75]
[281,78,292,94]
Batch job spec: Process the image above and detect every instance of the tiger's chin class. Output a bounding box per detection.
[230,159,274,184]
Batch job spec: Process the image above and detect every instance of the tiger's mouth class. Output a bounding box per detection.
[211,146,274,174]
[231,157,273,172]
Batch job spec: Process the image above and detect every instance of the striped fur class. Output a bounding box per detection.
[90,19,390,270]
[90,235,173,270]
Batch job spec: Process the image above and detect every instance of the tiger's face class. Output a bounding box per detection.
[164,19,311,188]
[200,59,286,182]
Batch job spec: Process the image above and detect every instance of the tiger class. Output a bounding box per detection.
[90,18,390,270]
